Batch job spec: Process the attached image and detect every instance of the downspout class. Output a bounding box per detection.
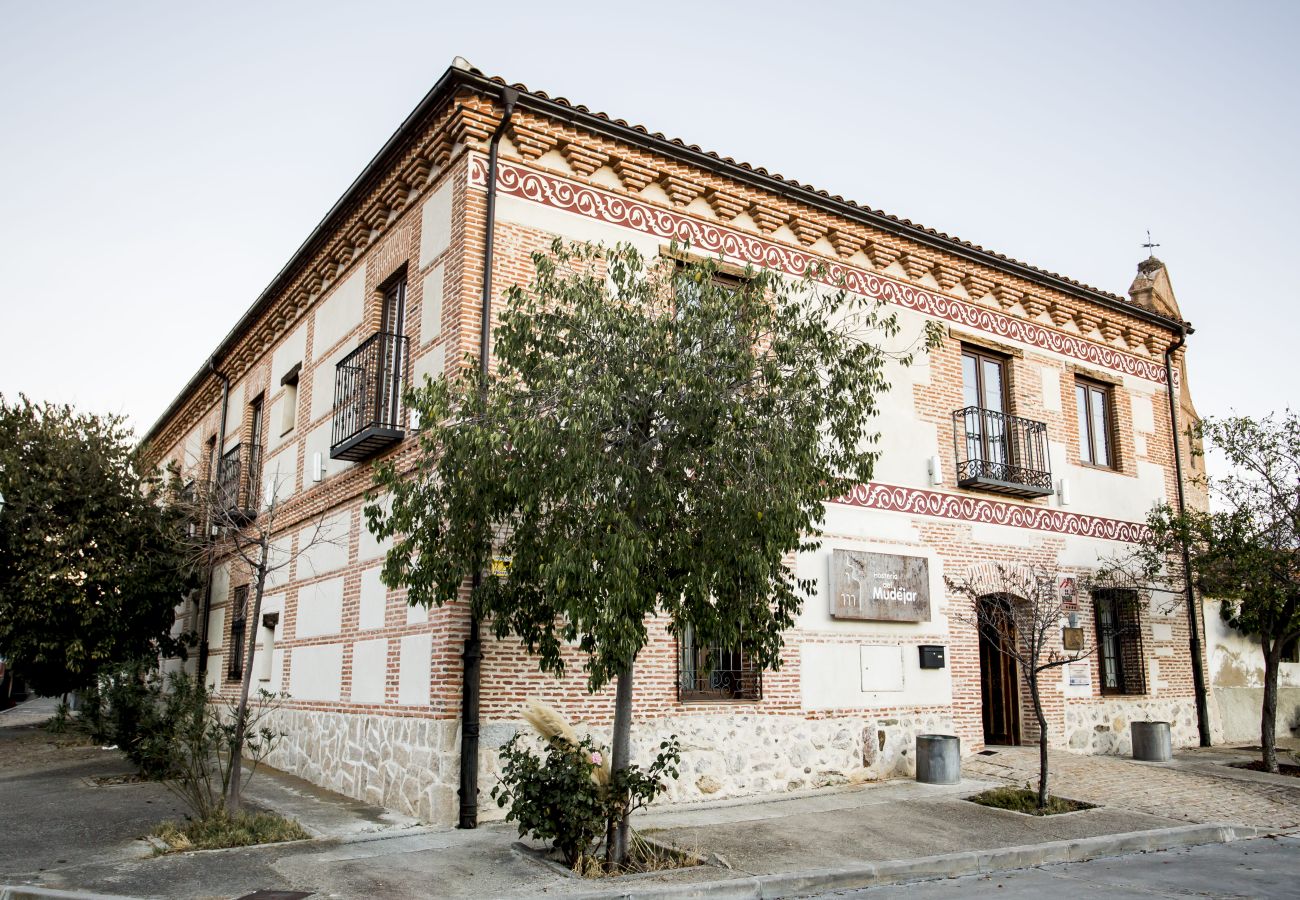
[459,85,519,830]
[196,356,230,680]
[1164,327,1212,747]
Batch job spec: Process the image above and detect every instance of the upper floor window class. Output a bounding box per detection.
[279,363,301,436]
[1075,377,1114,469]
[1282,635,1299,664]
[954,345,1050,497]
[330,272,409,462]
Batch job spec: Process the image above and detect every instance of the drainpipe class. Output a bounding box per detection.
[1164,327,1212,747]
[196,356,230,680]
[459,85,519,830]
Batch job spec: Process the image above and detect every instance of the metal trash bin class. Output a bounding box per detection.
[916,734,961,784]
[1131,721,1172,762]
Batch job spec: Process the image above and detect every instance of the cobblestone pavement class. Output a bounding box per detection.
[964,745,1300,829]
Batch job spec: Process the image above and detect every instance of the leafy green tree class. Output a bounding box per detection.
[1122,413,1300,773]
[0,396,195,697]
[368,240,936,860]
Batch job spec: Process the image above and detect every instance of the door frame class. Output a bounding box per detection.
[977,593,1022,746]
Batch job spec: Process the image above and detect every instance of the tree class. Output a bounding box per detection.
[0,395,194,697]
[1120,413,1300,773]
[368,240,937,861]
[176,464,342,812]
[946,564,1118,810]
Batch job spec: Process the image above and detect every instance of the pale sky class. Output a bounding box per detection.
[2,1,1296,443]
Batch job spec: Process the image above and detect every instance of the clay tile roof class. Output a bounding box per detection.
[476,63,1134,305]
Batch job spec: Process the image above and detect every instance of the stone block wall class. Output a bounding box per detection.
[1063,697,1199,756]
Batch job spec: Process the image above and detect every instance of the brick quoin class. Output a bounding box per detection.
[142,62,1211,825]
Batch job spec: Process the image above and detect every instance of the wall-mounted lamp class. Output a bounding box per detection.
[927,455,943,486]
[1057,478,1071,506]
[311,452,325,483]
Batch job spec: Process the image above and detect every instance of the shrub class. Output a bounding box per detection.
[492,730,680,872]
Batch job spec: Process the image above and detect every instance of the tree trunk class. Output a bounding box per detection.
[226,545,268,814]
[608,660,635,866]
[1029,676,1049,809]
[1261,637,1281,774]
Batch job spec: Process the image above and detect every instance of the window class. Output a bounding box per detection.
[280,363,301,436]
[961,346,1011,467]
[1093,588,1146,695]
[677,625,761,702]
[1281,635,1299,664]
[1076,378,1115,468]
[246,395,264,509]
[228,585,249,681]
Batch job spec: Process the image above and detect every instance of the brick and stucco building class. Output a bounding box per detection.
[142,59,1217,825]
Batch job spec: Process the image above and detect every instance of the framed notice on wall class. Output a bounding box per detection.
[830,549,931,623]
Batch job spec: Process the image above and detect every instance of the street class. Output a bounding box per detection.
[829,835,1300,899]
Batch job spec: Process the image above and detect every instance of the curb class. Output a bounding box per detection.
[564,822,1269,899]
[0,889,143,900]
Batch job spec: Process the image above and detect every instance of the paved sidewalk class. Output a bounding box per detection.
[964,743,1300,829]
[4,703,1298,899]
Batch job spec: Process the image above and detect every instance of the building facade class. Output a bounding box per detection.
[142,60,1217,825]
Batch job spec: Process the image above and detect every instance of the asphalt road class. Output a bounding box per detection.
[826,834,1300,898]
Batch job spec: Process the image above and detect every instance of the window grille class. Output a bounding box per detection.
[677,625,761,702]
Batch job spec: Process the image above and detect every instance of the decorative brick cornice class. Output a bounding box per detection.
[660,174,704,207]
[469,156,1172,386]
[559,142,608,176]
[834,483,1150,543]
[750,203,788,234]
[613,158,657,192]
[829,229,865,259]
[866,240,900,270]
[962,273,994,301]
[934,264,963,291]
[900,252,932,282]
[791,217,828,247]
[509,123,558,160]
[707,189,747,221]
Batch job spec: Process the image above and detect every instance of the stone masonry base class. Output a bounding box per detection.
[264,707,957,825]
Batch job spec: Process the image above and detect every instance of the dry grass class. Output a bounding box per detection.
[150,810,310,853]
[966,786,1095,816]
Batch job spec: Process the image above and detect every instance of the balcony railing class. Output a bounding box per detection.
[952,406,1053,498]
[330,330,408,462]
[213,443,261,520]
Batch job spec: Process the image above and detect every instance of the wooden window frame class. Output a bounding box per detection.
[1075,376,1117,470]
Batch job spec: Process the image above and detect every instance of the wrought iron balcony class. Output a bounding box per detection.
[330,330,409,462]
[213,443,261,521]
[952,406,1052,498]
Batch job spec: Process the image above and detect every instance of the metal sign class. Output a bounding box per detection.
[830,549,931,623]
[1058,574,1079,610]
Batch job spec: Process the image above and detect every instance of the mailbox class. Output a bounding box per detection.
[918,645,946,669]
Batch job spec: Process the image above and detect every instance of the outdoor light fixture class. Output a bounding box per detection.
[1057,479,1071,505]
[927,455,943,486]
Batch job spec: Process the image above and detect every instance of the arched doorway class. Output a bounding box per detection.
[977,594,1021,746]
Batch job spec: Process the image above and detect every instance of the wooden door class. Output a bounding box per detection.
[978,596,1021,746]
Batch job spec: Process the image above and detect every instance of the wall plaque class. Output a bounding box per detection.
[830,549,931,623]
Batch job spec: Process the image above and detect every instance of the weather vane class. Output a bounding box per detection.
[1142,230,1160,257]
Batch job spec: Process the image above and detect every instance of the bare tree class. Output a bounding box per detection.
[177,461,344,812]
[947,563,1125,810]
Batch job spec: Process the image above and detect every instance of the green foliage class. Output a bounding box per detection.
[159,674,288,820]
[0,396,197,697]
[368,240,935,691]
[492,732,680,870]
[967,786,1093,816]
[1118,412,1300,772]
[150,809,310,853]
